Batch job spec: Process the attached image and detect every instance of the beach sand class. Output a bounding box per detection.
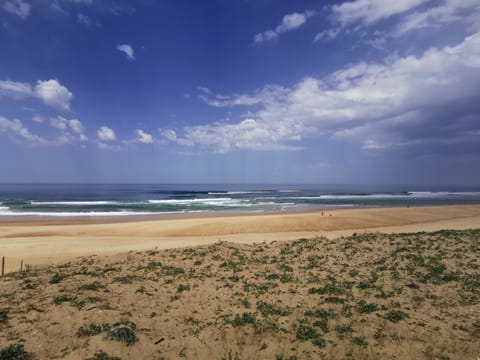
[1,205,479,359]
[1,205,480,272]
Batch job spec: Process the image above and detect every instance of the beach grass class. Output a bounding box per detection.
[0,229,479,359]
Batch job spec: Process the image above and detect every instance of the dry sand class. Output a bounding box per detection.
[0,229,479,359]
[1,205,480,273]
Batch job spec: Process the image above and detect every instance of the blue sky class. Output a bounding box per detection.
[1,0,480,184]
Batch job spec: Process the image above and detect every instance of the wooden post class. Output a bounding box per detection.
[1,256,4,277]
[20,259,23,272]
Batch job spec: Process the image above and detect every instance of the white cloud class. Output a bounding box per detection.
[314,28,340,42]
[254,11,315,44]
[332,0,426,26]
[97,126,116,141]
[135,129,153,144]
[0,80,32,99]
[6,114,88,144]
[34,79,73,111]
[77,13,91,27]
[2,0,31,20]
[116,44,135,61]
[161,118,304,153]
[164,32,480,153]
[0,79,73,111]
[394,0,480,36]
[47,116,88,142]
[197,85,288,108]
[0,116,46,144]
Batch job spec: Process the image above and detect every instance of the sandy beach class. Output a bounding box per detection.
[1,205,480,272]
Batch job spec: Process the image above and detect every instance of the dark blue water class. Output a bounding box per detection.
[1,184,480,218]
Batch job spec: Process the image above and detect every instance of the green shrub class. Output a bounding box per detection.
[0,309,8,323]
[76,323,103,337]
[357,300,379,313]
[106,326,138,346]
[177,284,191,293]
[78,281,105,291]
[386,310,408,323]
[91,350,121,360]
[296,324,318,341]
[335,324,353,334]
[0,343,31,360]
[231,312,256,327]
[49,273,66,284]
[353,336,368,346]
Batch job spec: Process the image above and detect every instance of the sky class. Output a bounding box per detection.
[0,0,480,185]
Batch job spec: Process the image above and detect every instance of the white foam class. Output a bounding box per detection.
[0,209,209,217]
[276,194,410,200]
[30,201,118,206]
[208,191,271,195]
[147,198,254,207]
[148,197,231,204]
[408,191,480,197]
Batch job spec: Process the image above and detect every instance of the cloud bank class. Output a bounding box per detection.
[163,32,480,153]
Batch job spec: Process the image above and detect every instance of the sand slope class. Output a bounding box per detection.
[0,229,479,359]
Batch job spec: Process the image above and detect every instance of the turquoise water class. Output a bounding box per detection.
[1,184,480,218]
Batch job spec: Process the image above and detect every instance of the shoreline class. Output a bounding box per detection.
[0,202,476,225]
[1,204,480,272]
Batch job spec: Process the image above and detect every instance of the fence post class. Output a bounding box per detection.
[20,259,23,272]
[1,256,4,277]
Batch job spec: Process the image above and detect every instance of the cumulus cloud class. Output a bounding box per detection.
[0,116,46,144]
[33,80,73,111]
[1,114,87,145]
[0,78,73,111]
[160,118,303,153]
[135,129,153,144]
[254,11,315,44]
[116,44,135,61]
[163,32,480,153]
[48,116,88,142]
[97,126,116,141]
[2,0,31,20]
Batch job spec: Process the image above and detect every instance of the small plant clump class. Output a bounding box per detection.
[91,350,122,360]
[78,281,105,291]
[353,336,368,346]
[335,324,353,334]
[49,273,66,284]
[177,284,191,293]
[357,300,379,314]
[386,310,408,322]
[232,312,256,327]
[106,326,138,346]
[0,343,31,360]
[76,323,103,337]
[0,309,8,323]
[296,324,326,348]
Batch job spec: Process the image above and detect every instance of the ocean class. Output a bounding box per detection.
[1,184,480,219]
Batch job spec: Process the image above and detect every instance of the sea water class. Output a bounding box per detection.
[0,184,480,219]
